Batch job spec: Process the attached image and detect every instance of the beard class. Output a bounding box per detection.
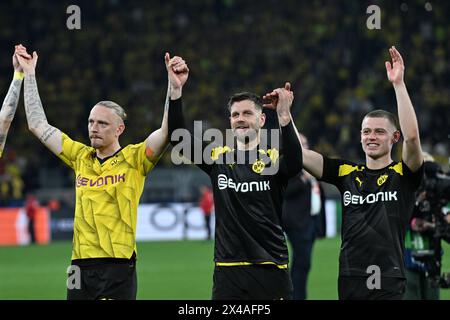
[234,128,258,144]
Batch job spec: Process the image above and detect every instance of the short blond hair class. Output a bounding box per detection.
[96,101,127,122]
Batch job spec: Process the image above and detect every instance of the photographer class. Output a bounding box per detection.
[404,152,450,300]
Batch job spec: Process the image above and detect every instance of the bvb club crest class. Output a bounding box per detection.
[252,159,265,174]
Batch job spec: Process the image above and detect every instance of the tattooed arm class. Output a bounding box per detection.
[0,77,22,157]
[143,78,170,163]
[17,51,62,155]
[143,53,189,163]
[0,46,29,157]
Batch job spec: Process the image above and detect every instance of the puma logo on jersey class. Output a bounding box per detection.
[217,174,270,192]
[343,190,398,206]
[355,177,363,187]
[377,174,388,186]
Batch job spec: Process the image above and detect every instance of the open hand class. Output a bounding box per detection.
[385,46,405,85]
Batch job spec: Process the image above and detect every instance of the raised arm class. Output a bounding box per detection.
[143,79,170,163]
[16,50,62,155]
[300,148,324,179]
[262,82,302,177]
[263,82,324,178]
[0,45,29,157]
[165,53,214,174]
[143,53,189,163]
[385,46,423,171]
[166,52,190,138]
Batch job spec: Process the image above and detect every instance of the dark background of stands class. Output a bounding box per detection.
[0,0,448,205]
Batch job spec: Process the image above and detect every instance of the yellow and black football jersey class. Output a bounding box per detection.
[168,98,303,268]
[320,156,423,278]
[57,133,156,260]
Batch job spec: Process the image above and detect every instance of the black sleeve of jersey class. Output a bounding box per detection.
[402,160,424,191]
[168,98,212,174]
[279,121,303,178]
[168,98,184,138]
[319,156,348,188]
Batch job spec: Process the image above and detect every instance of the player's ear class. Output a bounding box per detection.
[392,130,401,143]
[116,123,125,137]
[260,112,266,127]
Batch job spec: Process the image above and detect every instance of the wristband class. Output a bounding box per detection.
[14,71,25,80]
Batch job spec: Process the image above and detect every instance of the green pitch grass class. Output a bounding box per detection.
[0,238,449,300]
